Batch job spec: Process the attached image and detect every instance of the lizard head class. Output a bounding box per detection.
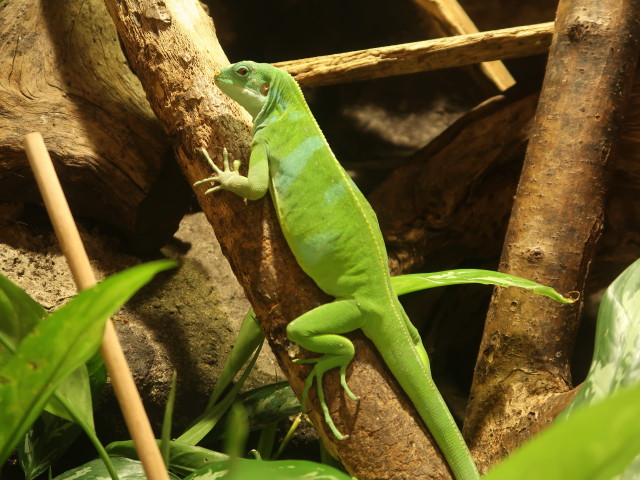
[214,61,278,119]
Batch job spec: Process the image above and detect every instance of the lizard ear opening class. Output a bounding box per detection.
[260,83,270,96]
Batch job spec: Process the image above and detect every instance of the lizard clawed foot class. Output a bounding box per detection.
[294,355,359,440]
[193,147,242,194]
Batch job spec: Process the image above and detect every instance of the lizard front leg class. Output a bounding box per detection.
[193,146,269,200]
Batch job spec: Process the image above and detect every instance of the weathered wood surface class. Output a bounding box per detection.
[0,0,189,251]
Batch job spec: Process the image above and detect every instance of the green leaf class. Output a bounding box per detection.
[51,456,181,480]
[19,412,82,480]
[21,329,110,478]
[161,370,178,466]
[0,259,177,465]
[559,258,640,419]
[44,365,93,425]
[0,274,47,363]
[557,258,640,478]
[483,381,640,480]
[183,457,353,480]
[0,278,102,479]
[207,309,264,408]
[391,269,576,303]
[202,382,300,444]
[107,440,228,477]
[225,402,249,461]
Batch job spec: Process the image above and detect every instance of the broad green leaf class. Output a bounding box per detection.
[52,456,180,480]
[183,458,353,480]
[559,258,640,419]
[19,412,81,480]
[44,365,93,425]
[0,274,47,363]
[0,276,96,422]
[22,365,112,480]
[0,278,106,479]
[0,259,177,465]
[107,440,228,477]
[483,381,640,480]
[556,258,640,478]
[391,269,575,303]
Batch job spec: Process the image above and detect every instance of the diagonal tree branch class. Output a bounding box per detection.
[101,0,460,478]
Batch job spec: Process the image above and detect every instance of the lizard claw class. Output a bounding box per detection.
[294,355,359,440]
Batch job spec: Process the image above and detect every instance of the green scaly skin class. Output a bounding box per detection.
[194,61,479,480]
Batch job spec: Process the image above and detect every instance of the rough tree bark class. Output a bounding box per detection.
[100,0,456,478]
[462,0,640,470]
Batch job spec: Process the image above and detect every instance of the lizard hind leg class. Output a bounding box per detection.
[286,298,365,439]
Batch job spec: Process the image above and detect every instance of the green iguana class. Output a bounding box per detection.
[194,61,479,480]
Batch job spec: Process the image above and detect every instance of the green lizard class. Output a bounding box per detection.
[194,61,479,480]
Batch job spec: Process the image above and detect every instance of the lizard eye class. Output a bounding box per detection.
[235,66,249,76]
[260,83,270,96]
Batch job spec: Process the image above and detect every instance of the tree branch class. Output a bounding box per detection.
[464,0,640,469]
[275,22,553,86]
[410,0,515,90]
[102,0,458,477]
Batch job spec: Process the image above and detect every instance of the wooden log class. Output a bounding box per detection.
[0,4,549,253]
[369,89,539,274]
[463,0,640,470]
[0,0,189,251]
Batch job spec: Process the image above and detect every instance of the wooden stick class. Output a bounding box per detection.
[275,22,554,86]
[411,0,516,90]
[23,132,169,480]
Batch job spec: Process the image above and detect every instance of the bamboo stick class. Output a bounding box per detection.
[23,132,169,480]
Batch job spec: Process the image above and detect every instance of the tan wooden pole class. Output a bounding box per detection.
[23,132,169,480]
